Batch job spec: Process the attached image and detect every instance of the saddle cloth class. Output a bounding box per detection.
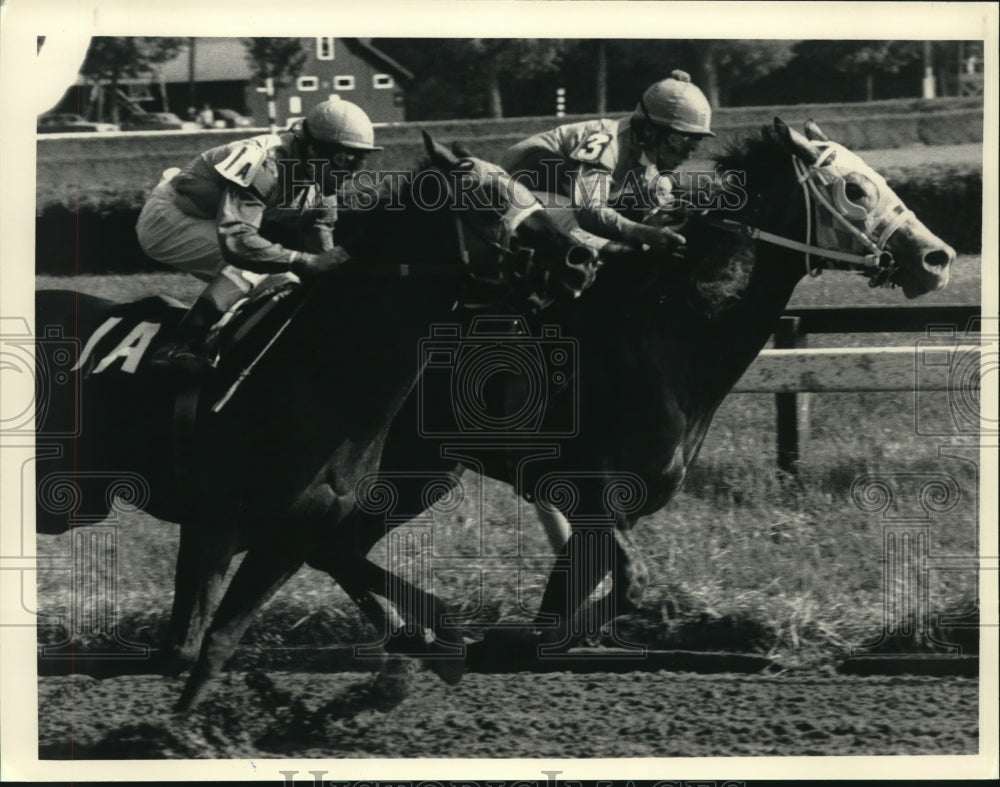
[71,275,301,387]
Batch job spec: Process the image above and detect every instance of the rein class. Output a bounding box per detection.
[697,145,912,288]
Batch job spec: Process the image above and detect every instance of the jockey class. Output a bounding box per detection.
[136,98,382,373]
[500,69,714,253]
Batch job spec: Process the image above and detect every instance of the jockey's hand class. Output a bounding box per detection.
[291,246,351,279]
[545,247,601,302]
[629,223,687,258]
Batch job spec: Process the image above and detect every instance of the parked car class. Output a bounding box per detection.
[120,112,185,131]
[213,108,254,128]
[37,113,118,133]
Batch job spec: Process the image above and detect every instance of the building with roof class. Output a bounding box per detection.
[59,37,413,125]
[243,38,413,126]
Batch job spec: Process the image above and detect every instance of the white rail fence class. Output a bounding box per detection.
[734,305,986,472]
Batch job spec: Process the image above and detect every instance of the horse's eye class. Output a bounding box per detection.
[845,182,867,202]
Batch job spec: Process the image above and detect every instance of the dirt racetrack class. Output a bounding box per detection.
[37,665,977,759]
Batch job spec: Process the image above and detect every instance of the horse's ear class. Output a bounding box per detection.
[422,130,458,169]
[773,116,818,164]
[452,140,474,159]
[804,119,829,142]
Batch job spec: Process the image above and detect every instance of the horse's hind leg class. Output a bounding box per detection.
[175,542,303,712]
[310,539,465,686]
[160,521,239,674]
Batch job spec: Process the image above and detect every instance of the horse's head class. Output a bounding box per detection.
[422,132,600,301]
[771,118,955,298]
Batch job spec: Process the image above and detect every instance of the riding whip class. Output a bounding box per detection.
[210,289,314,413]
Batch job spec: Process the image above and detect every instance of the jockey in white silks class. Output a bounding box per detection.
[136,98,382,373]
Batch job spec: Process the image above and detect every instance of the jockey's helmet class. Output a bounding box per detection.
[634,70,715,137]
[301,99,383,152]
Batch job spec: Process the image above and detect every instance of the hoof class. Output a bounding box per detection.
[424,651,465,686]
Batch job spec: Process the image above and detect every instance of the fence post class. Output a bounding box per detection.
[265,77,276,134]
[774,316,810,473]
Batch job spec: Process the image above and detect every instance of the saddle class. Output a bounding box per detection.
[203,273,301,374]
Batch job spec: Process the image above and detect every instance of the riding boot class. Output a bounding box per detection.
[150,296,224,375]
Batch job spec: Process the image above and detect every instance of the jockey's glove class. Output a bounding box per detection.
[291,246,351,279]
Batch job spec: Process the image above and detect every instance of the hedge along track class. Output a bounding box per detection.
[35,143,984,276]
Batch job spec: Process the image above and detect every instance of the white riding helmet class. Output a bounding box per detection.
[635,69,715,137]
[303,98,383,151]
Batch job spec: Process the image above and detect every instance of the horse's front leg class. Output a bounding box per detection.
[474,484,646,662]
[160,520,239,675]
[468,521,616,664]
[535,501,648,632]
[568,527,648,646]
[532,520,620,653]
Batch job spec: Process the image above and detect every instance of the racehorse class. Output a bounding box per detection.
[266,118,956,667]
[34,134,597,709]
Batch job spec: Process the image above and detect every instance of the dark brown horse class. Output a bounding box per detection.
[34,135,597,709]
[288,118,956,668]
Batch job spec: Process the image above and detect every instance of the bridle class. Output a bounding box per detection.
[446,164,545,286]
[699,143,914,288]
[338,162,546,284]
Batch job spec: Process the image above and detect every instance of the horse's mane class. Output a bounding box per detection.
[686,126,793,310]
[335,157,433,255]
[713,126,790,223]
[594,126,791,319]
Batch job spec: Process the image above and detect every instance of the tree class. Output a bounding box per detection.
[559,39,794,112]
[795,41,921,102]
[242,38,308,123]
[371,39,482,120]
[80,37,185,122]
[467,39,564,118]
[373,38,563,119]
[689,40,796,108]
[595,40,608,115]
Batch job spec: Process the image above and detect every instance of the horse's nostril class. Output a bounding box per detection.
[924,248,954,269]
[566,245,596,266]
